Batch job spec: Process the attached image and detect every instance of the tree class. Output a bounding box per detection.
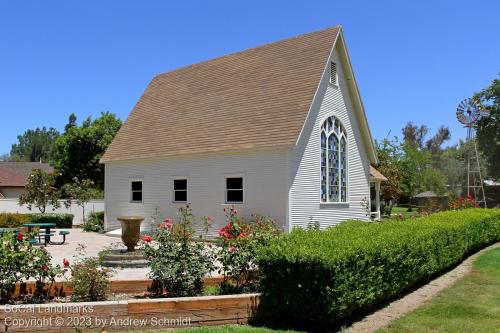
[425,126,451,154]
[475,76,500,180]
[54,112,122,189]
[436,144,465,196]
[400,142,429,210]
[18,169,60,213]
[375,138,405,202]
[402,122,429,148]
[65,113,77,132]
[399,141,448,210]
[63,178,95,225]
[10,127,60,163]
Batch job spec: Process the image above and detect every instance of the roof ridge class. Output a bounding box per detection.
[153,25,341,80]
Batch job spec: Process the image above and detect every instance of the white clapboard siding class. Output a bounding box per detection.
[104,150,288,234]
[288,44,371,229]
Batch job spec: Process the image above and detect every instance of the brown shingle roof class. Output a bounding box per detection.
[0,162,54,187]
[101,26,341,162]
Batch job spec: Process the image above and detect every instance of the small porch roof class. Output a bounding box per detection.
[370,165,387,182]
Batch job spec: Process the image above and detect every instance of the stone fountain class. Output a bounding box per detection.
[102,216,148,268]
[117,216,144,252]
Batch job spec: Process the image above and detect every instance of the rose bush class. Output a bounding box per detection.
[141,205,215,297]
[68,245,114,302]
[449,195,481,210]
[216,206,280,294]
[0,231,64,303]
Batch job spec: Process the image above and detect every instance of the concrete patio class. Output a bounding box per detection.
[44,228,150,280]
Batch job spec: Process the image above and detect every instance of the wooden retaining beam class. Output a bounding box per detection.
[10,276,224,299]
[0,293,260,332]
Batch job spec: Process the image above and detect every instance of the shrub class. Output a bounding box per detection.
[216,207,280,294]
[0,213,30,227]
[258,209,500,330]
[69,245,114,301]
[141,205,215,297]
[0,213,73,228]
[84,211,104,233]
[0,231,65,303]
[28,213,73,228]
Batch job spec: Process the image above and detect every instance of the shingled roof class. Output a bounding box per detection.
[0,162,54,187]
[101,26,341,162]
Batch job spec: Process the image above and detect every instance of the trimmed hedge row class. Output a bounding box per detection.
[257,209,500,329]
[0,213,73,228]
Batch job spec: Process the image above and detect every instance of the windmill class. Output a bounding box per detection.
[456,98,489,207]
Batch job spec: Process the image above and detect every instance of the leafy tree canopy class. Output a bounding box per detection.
[375,138,404,201]
[10,127,60,163]
[475,76,500,180]
[54,112,122,189]
[18,169,60,213]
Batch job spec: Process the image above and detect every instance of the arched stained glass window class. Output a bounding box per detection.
[320,116,347,202]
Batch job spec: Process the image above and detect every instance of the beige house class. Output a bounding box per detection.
[102,26,385,233]
[0,162,54,198]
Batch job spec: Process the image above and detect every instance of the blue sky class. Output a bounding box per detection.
[0,1,499,156]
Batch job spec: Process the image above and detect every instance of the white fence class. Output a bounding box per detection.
[0,199,105,226]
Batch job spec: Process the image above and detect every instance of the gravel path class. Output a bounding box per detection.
[343,242,500,333]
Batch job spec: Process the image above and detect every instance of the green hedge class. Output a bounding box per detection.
[257,209,500,330]
[0,213,31,228]
[28,213,73,228]
[0,213,73,228]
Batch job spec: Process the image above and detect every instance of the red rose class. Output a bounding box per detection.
[42,265,48,271]
[16,233,23,241]
[63,258,70,267]
[141,235,153,243]
[229,246,235,253]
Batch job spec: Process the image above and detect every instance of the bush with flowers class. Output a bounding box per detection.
[141,204,215,297]
[449,194,481,210]
[0,231,65,303]
[216,206,280,294]
[68,245,114,301]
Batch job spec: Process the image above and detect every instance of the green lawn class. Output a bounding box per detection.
[178,326,295,333]
[389,206,413,218]
[377,247,500,333]
[134,325,295,333]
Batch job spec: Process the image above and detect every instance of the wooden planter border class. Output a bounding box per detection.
[0,293,260,332]
[10,276,224,299]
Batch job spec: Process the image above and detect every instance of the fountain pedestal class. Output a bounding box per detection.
[117,216,144,252]
[102,216,148,268]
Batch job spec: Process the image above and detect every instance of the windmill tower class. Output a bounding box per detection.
[456,98,489,207]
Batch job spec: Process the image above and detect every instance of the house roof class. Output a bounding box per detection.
[101,26,377,163]
[0,162,54,187]
[370,165,387,182]
[415,191,439,198]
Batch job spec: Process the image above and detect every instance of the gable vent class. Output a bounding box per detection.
[330,61,337,85]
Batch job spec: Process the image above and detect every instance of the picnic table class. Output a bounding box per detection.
[23,223,56,245]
